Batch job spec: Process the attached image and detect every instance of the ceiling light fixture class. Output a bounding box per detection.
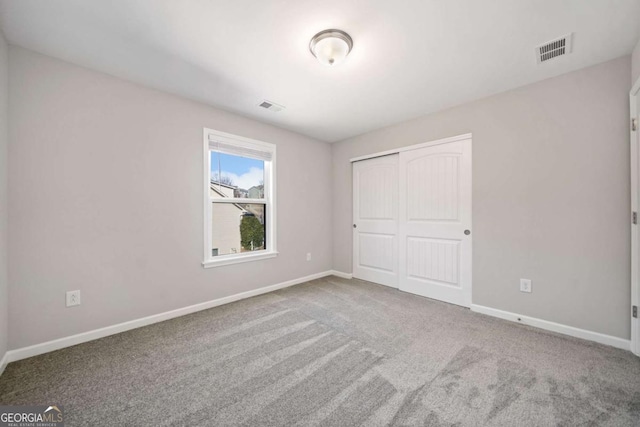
[309,29,353,66]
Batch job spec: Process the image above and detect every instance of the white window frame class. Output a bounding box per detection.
[202,128,277,268]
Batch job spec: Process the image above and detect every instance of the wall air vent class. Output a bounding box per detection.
[258,100,285,112]
[536,33,572,64]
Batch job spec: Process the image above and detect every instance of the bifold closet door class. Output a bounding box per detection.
[398,139,472,307]
[352,154,399,288]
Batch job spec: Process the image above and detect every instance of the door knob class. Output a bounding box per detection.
[464,230,471,235]
[353,224,357,228]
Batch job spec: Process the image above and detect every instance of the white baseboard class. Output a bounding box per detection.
[5,270,334,364]
[471,304,631,351]
[0,351,7,377]
[329,270,353,279]
[6,272,627,368]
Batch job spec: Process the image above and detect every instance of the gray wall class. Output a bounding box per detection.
[8,47,333,350]
[332,56,632,339]
[0,33,8,360]
[633,38,640,84]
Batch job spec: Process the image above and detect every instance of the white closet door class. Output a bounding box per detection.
[398,139,472,307]
[352,155,399,288]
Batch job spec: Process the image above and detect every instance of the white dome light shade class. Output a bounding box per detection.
[309,29,353,66]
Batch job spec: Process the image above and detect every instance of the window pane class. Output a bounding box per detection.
[210,152,264,198]
[211,202,266,256]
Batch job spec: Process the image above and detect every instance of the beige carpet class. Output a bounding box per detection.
[1,276,639,426]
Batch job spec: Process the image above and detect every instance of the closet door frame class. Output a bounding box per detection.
[350,133,473,305]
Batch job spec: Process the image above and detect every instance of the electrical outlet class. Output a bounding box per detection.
[66,290,81,307]
[520,279,532,293]
[306,253,312,261]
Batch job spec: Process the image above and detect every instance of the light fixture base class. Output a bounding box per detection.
[309,29,353,65]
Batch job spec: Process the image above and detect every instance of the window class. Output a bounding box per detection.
[203,128,277,268]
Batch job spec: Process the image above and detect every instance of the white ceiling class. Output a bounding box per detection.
[1,1,639,142]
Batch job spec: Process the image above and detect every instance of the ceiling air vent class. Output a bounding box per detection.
[258,100,285,112]
[536,33,572,64]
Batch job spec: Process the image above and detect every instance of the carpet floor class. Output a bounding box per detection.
[1,276,639,426]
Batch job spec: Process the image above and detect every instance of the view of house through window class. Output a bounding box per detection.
[209,152,267,256]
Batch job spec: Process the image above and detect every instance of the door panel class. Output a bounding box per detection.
[407,237,460,285]
[636,91,640,356]
[359,233,395,271]
[407,155,459,221]
[399,139,472,307]
[353,155,399,288]
[633,87,640,356]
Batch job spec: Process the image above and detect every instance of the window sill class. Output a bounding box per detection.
[202,251,279,268]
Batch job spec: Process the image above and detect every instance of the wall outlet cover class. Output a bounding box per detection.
[66,290,81,307]
[520,279,532,293]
